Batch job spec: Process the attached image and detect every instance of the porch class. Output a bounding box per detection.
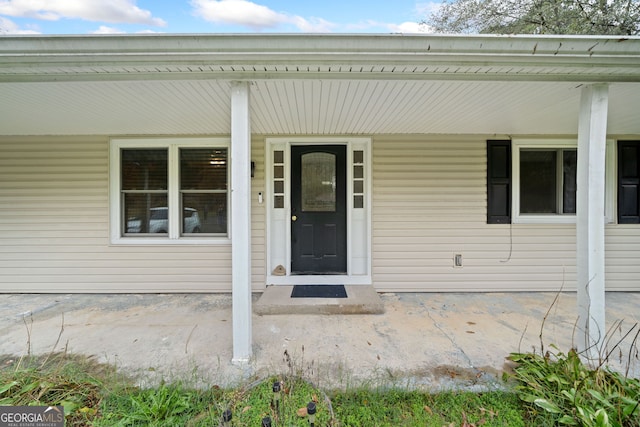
[1,291,638,388]
[1,33,640,365]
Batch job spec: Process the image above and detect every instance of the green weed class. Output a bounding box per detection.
[508,347,640,426]
[96,381,227,426]
[0,354,114,426]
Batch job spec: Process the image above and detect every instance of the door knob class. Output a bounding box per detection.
[292,215,297,222]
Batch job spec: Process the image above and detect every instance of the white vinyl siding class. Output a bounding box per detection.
[251,137,266,291]
[0,136,232,293]
[372,135,580,292]
[605,225,640,291]
[1,135,638,293]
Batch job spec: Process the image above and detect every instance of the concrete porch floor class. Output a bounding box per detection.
[0,292,638,390]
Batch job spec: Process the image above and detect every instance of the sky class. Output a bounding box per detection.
[0,0,436,35]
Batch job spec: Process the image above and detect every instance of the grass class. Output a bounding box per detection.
[331,388,527,426]
[0,353,531,426]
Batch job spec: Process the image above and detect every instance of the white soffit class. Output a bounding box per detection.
[1,79,640,136]
[0,34,639,136]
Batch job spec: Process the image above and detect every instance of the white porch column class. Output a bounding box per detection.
[231,81,252,363]
[576,84,609,359]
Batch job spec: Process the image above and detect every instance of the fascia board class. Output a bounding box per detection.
[1,33,639,82]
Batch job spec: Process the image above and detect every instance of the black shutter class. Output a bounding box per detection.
[487,140,511,224]
[618,141,640,224]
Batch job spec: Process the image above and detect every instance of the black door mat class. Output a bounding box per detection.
[291,285,347,298]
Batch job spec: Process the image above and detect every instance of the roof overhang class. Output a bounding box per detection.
[1,33,639,136]
[2,33,640,82]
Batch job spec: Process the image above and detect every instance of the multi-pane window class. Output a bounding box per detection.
[353,150,365,209]
[111,138,229,243]
[272,150,285,209]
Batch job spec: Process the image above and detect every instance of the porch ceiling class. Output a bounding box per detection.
[1,34,639,136]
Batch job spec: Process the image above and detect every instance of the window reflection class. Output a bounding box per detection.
[301,152,336,212]
[180,148,228,234]
[520,149,577,215]
[121,149,168,234]
[120,147,228,236]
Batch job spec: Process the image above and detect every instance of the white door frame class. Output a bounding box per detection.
[265,137,372,285]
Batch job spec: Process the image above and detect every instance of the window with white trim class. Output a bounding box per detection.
[519,148,577,215]
[110,138,230,244]
[618,141,640,223]
[509,139,614,224]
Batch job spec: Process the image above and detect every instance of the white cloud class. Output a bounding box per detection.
[344,19,379,31]
[388,21,433,33]
[191,0,285,29]
[414,0,444,28]
[290,15,335,33]
[92,25,125,34]
[190,0,335,32]
[415,1,443,17]
[0,15,39,33]
[345,19,432,34]
[0,0,166,26]
[93,26,157,34]
[377,2,439,33]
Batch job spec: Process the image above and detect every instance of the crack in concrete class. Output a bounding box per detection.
[424,306,476,370]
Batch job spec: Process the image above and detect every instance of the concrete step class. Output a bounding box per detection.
[254,285,385,315]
